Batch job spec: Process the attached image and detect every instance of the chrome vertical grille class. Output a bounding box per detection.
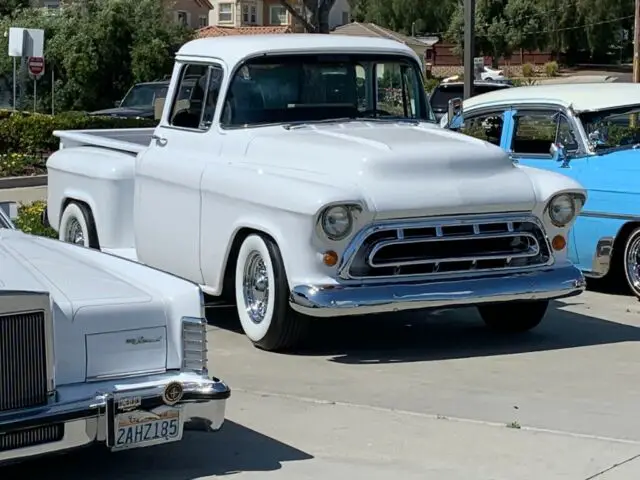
[0,424,63,452]
[0,310,48,411]
[340,215,552,280]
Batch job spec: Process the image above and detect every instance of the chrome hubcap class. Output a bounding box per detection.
[242,251,269,324]
[65,218,85,245]
[626,236,640,292]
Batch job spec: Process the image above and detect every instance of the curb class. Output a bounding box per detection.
[0,175,48,189]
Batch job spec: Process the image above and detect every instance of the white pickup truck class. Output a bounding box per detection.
[46,34,587,351]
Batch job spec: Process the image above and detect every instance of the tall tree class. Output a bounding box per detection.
[0,0,30,17]
[279,0,337,33]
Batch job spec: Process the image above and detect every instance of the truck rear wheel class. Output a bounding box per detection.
[59,201,100,249]
[478,300,549,333]
[234,233,308,351]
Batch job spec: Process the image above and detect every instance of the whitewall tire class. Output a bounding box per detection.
[623,227,640,299]
[59,201,99,249]
[234,233,308,351]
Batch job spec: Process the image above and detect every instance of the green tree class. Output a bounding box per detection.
[0,0,192,112]
[0,0,30,17]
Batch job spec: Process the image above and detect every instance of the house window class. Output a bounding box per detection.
[341,11,349,24]
[218,3,233,23]
[43,0,59,7]
[242,4,257,24]
[199,15,208,27]
[269,5,288,25]
[177,11,188,26]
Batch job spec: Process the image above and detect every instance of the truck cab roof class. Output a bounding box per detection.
[177,34,421,66]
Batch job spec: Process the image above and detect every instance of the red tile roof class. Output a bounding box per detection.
[197,26,292,38]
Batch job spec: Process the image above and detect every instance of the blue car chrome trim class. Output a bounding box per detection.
[583,236,615,279]
[290,265,585,318]
[580,211,640,221]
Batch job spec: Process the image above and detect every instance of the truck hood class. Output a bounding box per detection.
[0,230,197,384]
[243,122,537,217]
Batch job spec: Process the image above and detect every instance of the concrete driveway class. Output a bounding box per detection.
[4,288,640,479]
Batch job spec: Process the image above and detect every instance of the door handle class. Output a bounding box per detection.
[151,134,168,147]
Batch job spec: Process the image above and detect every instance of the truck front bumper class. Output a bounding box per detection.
[289,265,586,318]
[0,371,230,464]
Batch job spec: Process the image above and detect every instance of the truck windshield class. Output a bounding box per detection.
[579,105,640,151]
[220,54,434,127]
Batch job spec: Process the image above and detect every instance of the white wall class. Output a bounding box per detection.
[328,0,350,30]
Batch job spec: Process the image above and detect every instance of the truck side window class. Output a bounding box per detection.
[169,63,223,130]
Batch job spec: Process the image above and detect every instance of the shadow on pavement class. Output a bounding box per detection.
[209,299,640,365]
[0,420,313,479]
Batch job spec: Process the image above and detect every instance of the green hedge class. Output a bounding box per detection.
[0,110,156,154]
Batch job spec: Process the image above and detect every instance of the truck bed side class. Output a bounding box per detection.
[47,128,154,250]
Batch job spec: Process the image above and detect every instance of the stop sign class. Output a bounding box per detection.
[28,56,45,78]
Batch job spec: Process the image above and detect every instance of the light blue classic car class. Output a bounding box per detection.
[441,83,640,298]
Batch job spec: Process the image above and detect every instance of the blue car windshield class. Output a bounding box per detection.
[579,105,640,151]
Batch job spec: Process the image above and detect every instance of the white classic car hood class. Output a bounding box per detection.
[243,122,537,217]
[0,229,200,385]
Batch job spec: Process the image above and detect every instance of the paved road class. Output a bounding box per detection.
[3,287,640,478]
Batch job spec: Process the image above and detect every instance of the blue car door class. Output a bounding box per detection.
[501,107,587,265]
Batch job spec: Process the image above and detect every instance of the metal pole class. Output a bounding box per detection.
[51,65,55,115]
[33,78,36,112]
[12,57,16,110]
[463,0,476,99]
[634,0,640,83]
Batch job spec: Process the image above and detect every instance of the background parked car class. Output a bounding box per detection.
[429,80,513,122]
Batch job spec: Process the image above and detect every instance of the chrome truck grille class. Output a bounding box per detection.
[338,215,552,280]
[0,292,54,413]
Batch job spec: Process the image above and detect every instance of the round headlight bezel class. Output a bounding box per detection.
[548,193,577,227]
[320,205,355,241]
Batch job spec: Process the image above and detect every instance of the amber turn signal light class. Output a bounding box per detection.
[551,235,566,251]
[323,251,339,266]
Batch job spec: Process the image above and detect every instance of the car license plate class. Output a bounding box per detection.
[112,406,184,451]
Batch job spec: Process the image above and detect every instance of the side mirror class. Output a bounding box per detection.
[447,97,463,123]
[550,142,569,167]
[114,100,122,107]
[444,97,464,130]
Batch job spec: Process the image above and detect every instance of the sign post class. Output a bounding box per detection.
[473,57,484,81]
[27,56,44,112]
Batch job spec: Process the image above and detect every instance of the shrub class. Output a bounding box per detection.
[424,77,440,94]
[13,201,57,239]
[0,110,156,155]
[544,61,559,77]
[512,78,539,87]
[522,63,535,78]
[0,153,46,177]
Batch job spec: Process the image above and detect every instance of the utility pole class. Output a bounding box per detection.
[463,0,476,99]
[635,0,640,83]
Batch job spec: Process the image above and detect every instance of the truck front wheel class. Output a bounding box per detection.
[234,233,308,351]
[59,201,100,249]
[478,300,549,333]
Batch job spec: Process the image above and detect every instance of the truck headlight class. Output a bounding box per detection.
[320,205,356,240]
[182,316,208,376]
[547,193,584,227]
